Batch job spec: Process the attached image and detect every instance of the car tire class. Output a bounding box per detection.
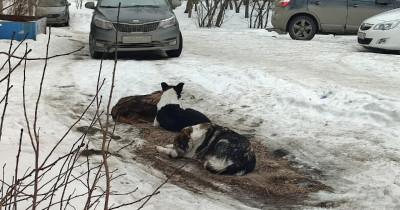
[288,16,317,40]
[166,33,182,58]
[63,20,69,27]
[89,36,103,59]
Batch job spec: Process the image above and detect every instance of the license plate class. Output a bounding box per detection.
[358,32,366,39]
[122,36,151,44]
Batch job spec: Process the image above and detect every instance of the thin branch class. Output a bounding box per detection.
[101,3,121,209]
[138,161,190,209]
[0,45,82,83]
[0,33,15,142]
[115,140,135,153]
[0,31,28,72]
[0,0,26,13]
[0,46,84,61]
[109,193,158,210]
[22,43,37,153]
[31,26,54,210]
[13,129,23,210]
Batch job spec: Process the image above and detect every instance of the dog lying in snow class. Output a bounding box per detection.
[156,123,256,175]
[111,90,162,123]
[153,82,211,132]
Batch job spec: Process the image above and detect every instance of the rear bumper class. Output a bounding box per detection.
[270,7,291,34]
[266,27,287,34]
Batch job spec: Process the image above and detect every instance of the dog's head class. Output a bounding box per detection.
[170,126,193,157]
[170,123,213,158]
[156,82,185,110]
[161,82,184,99]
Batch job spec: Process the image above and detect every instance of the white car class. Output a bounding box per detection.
[358,8,400,52]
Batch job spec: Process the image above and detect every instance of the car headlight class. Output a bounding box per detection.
[158,16,176,29]
[94,17,114,30]
[373,20,400,30]
[60,10,67,16]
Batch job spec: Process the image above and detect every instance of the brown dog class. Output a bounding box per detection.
[111,91,162,124]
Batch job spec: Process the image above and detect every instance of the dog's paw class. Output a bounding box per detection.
[165,144,173,148]
[153,119,160,127]
[155,146,165,153]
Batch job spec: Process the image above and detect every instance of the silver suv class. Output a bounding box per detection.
[85,0,182,58]
[269,0,400,40]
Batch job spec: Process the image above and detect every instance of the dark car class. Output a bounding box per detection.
[268,0,400,40]
[85,0,182,58]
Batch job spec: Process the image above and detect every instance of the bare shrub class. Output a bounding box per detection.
[0,30,101,209]
[75,0,83,9]
[0,5,169,209]
[184,0,274,29]
[9,0,29,16]
[249,0,273,29]
[0,0,35,15]
[195,0,230,27]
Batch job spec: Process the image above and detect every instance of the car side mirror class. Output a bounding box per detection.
[170,0,182,9]
[85,2,95,9]
[376,0,389,5]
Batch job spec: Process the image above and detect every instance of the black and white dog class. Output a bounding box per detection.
[153,82,211,132]
[156,123,256,175]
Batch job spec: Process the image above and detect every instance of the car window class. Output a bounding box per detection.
[353,0,375,2]
[100,0,168,7]
[352,0,393,3]
[38,0,67,7]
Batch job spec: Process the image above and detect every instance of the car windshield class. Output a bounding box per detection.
[37,0,66,7]
[100,0,168,7]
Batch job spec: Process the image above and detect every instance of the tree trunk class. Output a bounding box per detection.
[264,0,272,28]
[28,0,34,16]
[245,0,249,18]
[0,0,3,14]
[234,0,239,13]
[185,0,193,13]
[185,0,194,18]
[206,0,220,27]
[215,0,230,27]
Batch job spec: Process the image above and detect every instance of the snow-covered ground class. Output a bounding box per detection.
[1,1,400,209]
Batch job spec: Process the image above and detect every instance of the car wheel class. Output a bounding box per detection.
[288,16,317,40]
[63,20,69,27]
[166,33,182,58]
[89,36,103,59]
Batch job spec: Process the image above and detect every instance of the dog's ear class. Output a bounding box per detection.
[161,82,169,91]
[174,83,184,98]
[176,126,193,150]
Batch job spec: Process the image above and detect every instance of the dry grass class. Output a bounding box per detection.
[133,122,333,208]
[109,92,333,208]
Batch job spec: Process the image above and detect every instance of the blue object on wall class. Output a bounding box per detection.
[0,15,46,41]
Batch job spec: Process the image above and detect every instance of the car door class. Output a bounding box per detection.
[308,0,348,33]
[346,0,396,33]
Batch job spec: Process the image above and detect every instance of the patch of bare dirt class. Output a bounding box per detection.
[131,122,333,209]
[81,91,334,208]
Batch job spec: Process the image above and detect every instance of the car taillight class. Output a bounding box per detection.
[280,0,292,7]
